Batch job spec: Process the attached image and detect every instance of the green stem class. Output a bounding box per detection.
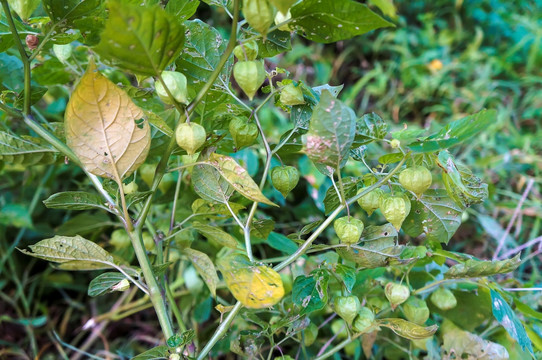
[1,0,31,115]
[28,22,58,62]
[314,335,362,360]
[136,0,240,228]
[128,229,174,339]
[197,154,409,358]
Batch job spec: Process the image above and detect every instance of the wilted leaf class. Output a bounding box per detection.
[377,318,437,340]
[402,189,463,244]
[192,162,234,204]
[94,1,185,75]
[290,0,393,44]
[490,290,534,354]
[88,272,127,297]
[336,224,402,268]
[206,154,277,207]
[218,254,284,309]
[445,254,521,279]
[439,152,488,207]
[442,319,509,360]
[43,191,111,212]
[183,248,219,297]
[305,90,356,171]
[409,109,497,153]
[192,221,238,248]
[65,62,150,182]
[292,268,329,315]
[20,235,116,270]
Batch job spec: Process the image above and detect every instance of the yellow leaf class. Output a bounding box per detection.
[218,254,284,309]
[65,61,150,181]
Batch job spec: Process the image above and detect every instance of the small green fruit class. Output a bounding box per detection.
[334,295,361,325]
[352,307,375,333]
[399,166,432,197]
[233,60,266,100]
[430,287,457,311]
[385,282,410,310]
[110,229,131,249]
[390,139,401,149]
[280,83,304,106]
[270,165,299,197]
[403,297,430,325]
[380,195,410,231]
[233,40,259,61]
[229,117,259,150]
[303,323,318,346]
[243,0,274,35]
[357,188,384,216]
[122,181,138,194]
[156,71,189,105]
[176,122,206,155]
[334,217,364,245]
[274,9,292,31]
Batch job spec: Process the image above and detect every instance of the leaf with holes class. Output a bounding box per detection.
[402,189,463,244]
[218,253,284,309]
[305,90,356,171]
[292,268,330,315]
[65,61,150,183]
[94,1,185,75]
[20,235,116,270]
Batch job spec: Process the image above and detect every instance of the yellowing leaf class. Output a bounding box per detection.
[206,154,277,207]
[377,318,438,340]
[218,254,284,309]
[65,61,150,181]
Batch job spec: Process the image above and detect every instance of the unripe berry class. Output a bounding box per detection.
[271,165,299,197]
[233,60,266,100]
[280,83,305,106]
[357,187,384,216]
[385,282,410,310]
[398,166,432,197]
[156,71,189,105]
[176,122,206,155]
[334,217,364,245]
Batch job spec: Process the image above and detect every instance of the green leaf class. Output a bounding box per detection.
[165,0,199,21]
[43,191,111,212]
[290,0,393,44]
[323,177,358,215]
[402,189,463,244]
[336,223,402,268]
[20,235,116,271]
[445,254,521,279]
[94,1,185,75]
[334,264,356,292]
[8,0,41,21]
[514,298,542,321]
[56,212,114,236]
[206,154,277,207]
[377,318,438,340]
[0,131,57,166]
[250,219,275,239]
[192,221,239,248]
[490,290,534,354]
[268,232,298,255]
[176,20,232,95]
[88,272,126,297]
[409,109,497,153]
[378,152,403,165]
[183,248,219,297]
[292,268,329,315]
[192,161,234,204]
[439,152,488,207]
[352,112,388,147]
[132,345,169,360]
[254,29,292,57]
[167,329,195,348]
[305,90,356,171]
[43,0,105,44]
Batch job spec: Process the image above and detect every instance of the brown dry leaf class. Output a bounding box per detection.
[65,61,150,182]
